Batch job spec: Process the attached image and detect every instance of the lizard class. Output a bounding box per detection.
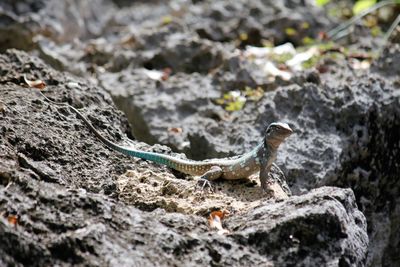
[37,90,293,192]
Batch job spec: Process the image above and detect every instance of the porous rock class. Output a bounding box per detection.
[0,50,368,266]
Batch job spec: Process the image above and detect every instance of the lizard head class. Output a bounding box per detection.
[264,122,293,149]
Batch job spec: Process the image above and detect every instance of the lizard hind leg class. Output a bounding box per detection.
[195,166,223,193]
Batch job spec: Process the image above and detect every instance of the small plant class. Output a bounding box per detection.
[216,87,264,112]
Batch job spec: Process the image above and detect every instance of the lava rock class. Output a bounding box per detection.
[0,49,368,267]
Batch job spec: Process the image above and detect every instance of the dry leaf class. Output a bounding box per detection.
[350,59,371,70]
[120,35,137,48]
[316,64,329,73]
[262,61,292,81]
[286,47,318,71]
[320,47,343,55]
[141,69,164,81]
[7,215,18,228]
[161,68,172,81]
[347,52,373,60]
[244,43,296,58]
[168,127,182,134]
[208,210,230,235]
[23,74,46,89]
[318,31,329,41]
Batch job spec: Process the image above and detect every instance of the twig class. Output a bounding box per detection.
[327,0,397,40]
[377,13,400,58]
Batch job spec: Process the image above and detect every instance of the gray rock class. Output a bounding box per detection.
[0,176,367,266]
[229,187,368,267]
[189,0,333,46]
[0,0,399,266]
[372,44,400,77]
[0,50,368,266]
[325,95,400,267]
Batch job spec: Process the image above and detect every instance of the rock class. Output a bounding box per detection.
[0,175,367,266]
[0,49,368,266]
[0,8,36,52]
[0,0,116,43]
[0,0,117,73]
[189,0,332,46]
[140,33,224,74]
[0,0,398,266]
[372,44,400,78]
[229,187,368,266]
[100,70,235,158]
[325,94,400,267]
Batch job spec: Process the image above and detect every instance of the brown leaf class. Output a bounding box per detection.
[23,74,46,89]
[7,215,18,227]
[208,210,230,235]
[347,52,373,60]
[120,35,137,48]
[316,64,329,73]
[161,68,172,81]
[318,31,329,41]
[168,127,182,134]
[319,47,343,55]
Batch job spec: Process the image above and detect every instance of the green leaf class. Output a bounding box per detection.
[270,52,293,64]
[244,86,264,101]
[370,25,382,37]
[225,100,245,111]
[352,0,377,15]
[301,22,310,29]
[301,55,319,69]
[215,98,225,105]
[161,16,173,25]
[285,27,297,36]
[315,0,330,6]
[223,93,232,100]
[302,36,316,45]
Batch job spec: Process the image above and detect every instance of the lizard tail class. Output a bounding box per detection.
[38,91,175,167]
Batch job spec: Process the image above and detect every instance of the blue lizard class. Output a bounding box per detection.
[39,91,293,191]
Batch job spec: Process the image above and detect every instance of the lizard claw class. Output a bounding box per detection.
[195,178,214,193]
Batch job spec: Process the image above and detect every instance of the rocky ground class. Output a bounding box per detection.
[0,0,399,266]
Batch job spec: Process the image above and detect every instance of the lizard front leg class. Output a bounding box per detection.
[196,166,222,192]
[259,158,273,192]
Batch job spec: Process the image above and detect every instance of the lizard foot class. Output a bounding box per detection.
[261,178,275,193]
[195,178,214,193]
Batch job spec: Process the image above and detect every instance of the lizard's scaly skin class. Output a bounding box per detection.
[72,107,267,180]
[38,91,292,186]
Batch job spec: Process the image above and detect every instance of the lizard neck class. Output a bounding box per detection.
[252,141,265,157]
[260,140,278,162]
[252,140,264,159]
[265,136,284,151]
